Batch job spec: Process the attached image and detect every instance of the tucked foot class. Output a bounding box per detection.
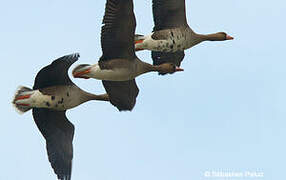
[12,86,34,113]
[14,92,33,106]
[72,64,92,79]
[135,39,144,44]
[134,39,145,51]
[15,94,31,101]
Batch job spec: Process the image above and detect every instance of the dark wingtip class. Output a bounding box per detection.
[66,53,80,63]
[152,51,184,67]
[60,53,80,60]
[69,53,80,59]
[115,101,135,111]
[118,106,134,112]
[56,170,72,180]
[51,53,80,66]
[57,175,71,180]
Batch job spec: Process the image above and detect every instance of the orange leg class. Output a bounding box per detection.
[15,94,31,101]
[135,39,144,51]
[135,39,144,44]
[17,103,30,106]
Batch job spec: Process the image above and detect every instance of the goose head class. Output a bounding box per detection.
[157,63,184,74]
[72,64,92,79]
[205,32,234,41]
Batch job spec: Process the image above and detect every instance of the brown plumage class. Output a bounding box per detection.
[134,0,234,71]
[13,54,109,180]
[72,0,183,111]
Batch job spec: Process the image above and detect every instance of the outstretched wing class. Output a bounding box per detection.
[32,108,74,180]
[33,53,80,90]
[152,0,187,31]
[102,80,139,111]
[100,0,136,61]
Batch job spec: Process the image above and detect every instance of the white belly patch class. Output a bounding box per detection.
[141,28,196,52]
[89,64,134,81]
[17,87,81,110]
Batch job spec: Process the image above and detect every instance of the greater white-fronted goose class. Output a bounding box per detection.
[134,0,234,70]
[72,0,183,111]
[13,53,109,180]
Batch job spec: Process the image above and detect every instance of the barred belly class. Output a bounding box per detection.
[143,27,197,52]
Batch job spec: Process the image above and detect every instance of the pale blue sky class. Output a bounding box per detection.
[1,0,285,179]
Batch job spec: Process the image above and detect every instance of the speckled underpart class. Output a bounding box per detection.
[135,27,202,52]
[15,85,91,111]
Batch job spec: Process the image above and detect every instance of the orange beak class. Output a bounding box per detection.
[226,35,234,40]
[175,67,184,72]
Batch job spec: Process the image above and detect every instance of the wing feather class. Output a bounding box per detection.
[100,0,136,61]
[102,80,139,111]
[153,0,187,31]
[32,109,74,180]
[33,53,79,90]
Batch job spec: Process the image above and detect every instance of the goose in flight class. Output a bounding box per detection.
[72,0,184,111]
[13,53,109,180]
[134,0,234,72]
